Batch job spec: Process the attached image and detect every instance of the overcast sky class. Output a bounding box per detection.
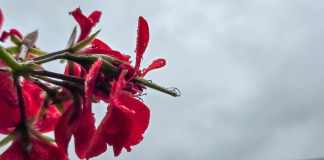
[2,0,324,160]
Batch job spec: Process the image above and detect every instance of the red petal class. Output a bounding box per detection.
[9,29,22,38]
[35,105,61,133]
[110,71,127,98]
[85,60,103,110]
[118,93,150,146]
[29,138,68,160]
[135,16,150,72]
[70,8,101,41]
[85,118,108,158]
[85,48,131,62]
[141,58,166,76]
[0,29,23,42]
[54,102,80,154]
[86,39,131,62]
[0,71,20,130]
[91,38,112,50]
[74,109,95,159]
[74,60,102,158]
[64,62,85,77]
[103,95,150,156]
[96,72,150,156]
[22,80,45,119]
[88,11,102,25]
[0,31,9,42]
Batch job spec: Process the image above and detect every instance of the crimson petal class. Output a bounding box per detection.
[54,102,80,154]
[74,60,103,158]
[141,58,166,77]
[0,29,23,42]
[70,8,101,41]
[35,105,61,133]
[22,80,45,119]
[135,16,149,72]
[91,38,112,51]
[0,71,20,131]
[29,138,67,160]
[104,94,150,156]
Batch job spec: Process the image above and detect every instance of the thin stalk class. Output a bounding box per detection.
[32,75,83,93]
[134,78,181,97]
[32,49,69,61]
[0,47,22,72]
[30,70,84,84]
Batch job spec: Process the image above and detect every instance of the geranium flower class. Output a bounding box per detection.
[70,7,101,42]
[0,29,23,42]
[84,70,150,158]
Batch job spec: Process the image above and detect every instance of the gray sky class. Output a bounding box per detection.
[1,0,324,160]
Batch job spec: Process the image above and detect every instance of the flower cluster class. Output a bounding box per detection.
[0,8,179,160]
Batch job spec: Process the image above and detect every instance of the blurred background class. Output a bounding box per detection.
[2,0,324,159]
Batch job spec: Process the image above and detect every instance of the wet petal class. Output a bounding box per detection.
[0,71,20,130]
[135,16,149,72]
[74,109,95,159]
[0,29,23,42]
[64,62,85,77]
[29,138,67,160]
[35,105,61,133]
[70,8,101,41]
[141,58,166,76]
[54,102,80,154]
[91,38,112,50]
[22,80,45,119]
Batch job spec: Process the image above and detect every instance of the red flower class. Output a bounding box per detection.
[85,71,150,158]
[0,137,67,160]
[70,8,101,42]
[0,29,23,42]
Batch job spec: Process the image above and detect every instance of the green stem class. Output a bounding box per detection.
[32,49,69,61]
[0,134,15,148]
[30,70,84,84]
[0,47,22,72]
[32,75,84,93]
[134,78,181,97]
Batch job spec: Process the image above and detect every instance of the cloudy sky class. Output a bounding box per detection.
[2,0,324,160]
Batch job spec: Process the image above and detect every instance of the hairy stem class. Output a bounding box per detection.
[30,70,84,84]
